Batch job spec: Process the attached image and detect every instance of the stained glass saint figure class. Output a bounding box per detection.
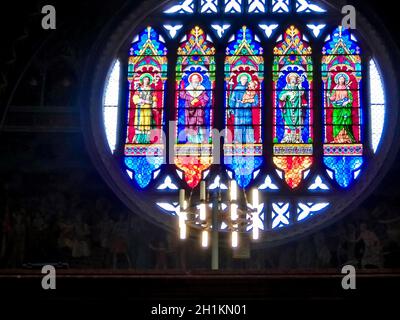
[228,73,259,143]
[179,72,209,143]
[279,73,308,143]
[327,72,355,143]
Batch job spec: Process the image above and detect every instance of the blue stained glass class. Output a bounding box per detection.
[272,0,290,13]
[297,203,330,221]
[225,26,264,189]
[272,202,290,229]
[130,27,167,56]
[307,24,326,37]
[322,27,361,55]
[296,0,326,13]
[226,157,263,188]
[164,0,195,14]
[323,156,363,188]
[201,0,219,13]
[227,27,263,55]
[248,0,266,13]
[125,157,164,188]
[224,0,242,13]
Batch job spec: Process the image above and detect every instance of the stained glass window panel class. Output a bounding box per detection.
[272,202,291,229]
[322,26,363,188]
[211,24,231,38]
[296,0,326,13]
[369,59,386,153]
[175,27,216,188]
[248,0,267,13]
[272,26,314,189]
[224,26,264,188]
[124,27,167,188]
[201,0,219,13]
[164,0,195,14]
[224,0,243,13]
[259,24,279,38]
[272,0,290,13]
[163,24,183,38]
[297,203,330,221]
[103,59,121,153]
[307,24,326,37]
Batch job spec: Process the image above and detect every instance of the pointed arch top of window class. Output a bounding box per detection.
[323,26,361,55]
[274,25,312,56]
[178,26,216,56]
[227,26,263,55]
[130,26,167,56]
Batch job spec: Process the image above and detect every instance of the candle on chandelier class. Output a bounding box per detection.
[230,180,238,221]
[230,180,239,248]
[200,181,206,201]
[232,231,239,248]
[199,181,207,221]
[230,180,237,201]
[179,189,187,240]
[252,188,260,241]
[202,230,209,248]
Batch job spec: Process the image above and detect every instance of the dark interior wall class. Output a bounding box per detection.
[0,0,399,271]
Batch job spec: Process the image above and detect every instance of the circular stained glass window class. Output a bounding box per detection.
[84,0,400,246]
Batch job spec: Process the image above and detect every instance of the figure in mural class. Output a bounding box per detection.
[179,73,209,143]
[358,223,383,269]
[279,73,307,143]
[327,72,355,144]
[228,74,259,143]
[132,74,157,144]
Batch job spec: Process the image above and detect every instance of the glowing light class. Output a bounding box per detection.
[103,60,120,153]
[252,189,260,240]
[259,24,279,38]
[202,231,209,247]
[179,190,187,239]
[232,231,239,248]
[369,59,385,153]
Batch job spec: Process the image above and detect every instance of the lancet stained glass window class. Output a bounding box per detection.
[174,26,216,188]
[322,26,363,188]
[124,27,167,188]
[224,26,264,188]
[272,26,314,189]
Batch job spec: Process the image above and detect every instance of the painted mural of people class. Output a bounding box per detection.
[358,223,383,268]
